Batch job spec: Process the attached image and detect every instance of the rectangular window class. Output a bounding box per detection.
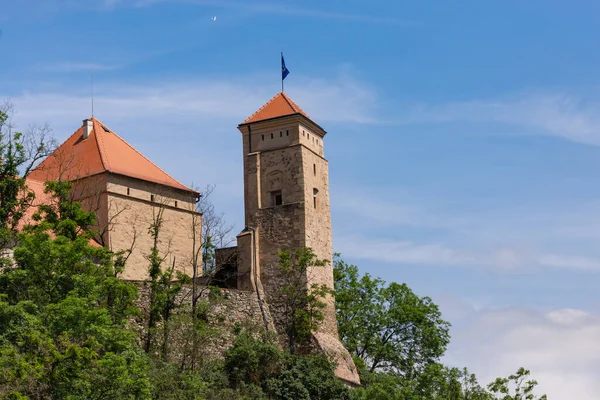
[175,201,178,207]
[271,190,283,206]
[286,130,289,136]
[280,131,283,137]
[262,134,264,140]
[313,164,316,176]
[127,188,130,195]
[151,194,155,202]
[271,133,274,139]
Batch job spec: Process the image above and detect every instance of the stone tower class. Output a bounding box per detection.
[234,92,360,385]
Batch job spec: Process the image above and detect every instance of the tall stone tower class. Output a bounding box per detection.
[234,92,360,385]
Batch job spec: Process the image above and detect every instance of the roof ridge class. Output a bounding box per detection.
[30,125,83,177]
[281,92,300,113]
[92,119,110,171]
[242,92,282,124]
[105,125,194,192]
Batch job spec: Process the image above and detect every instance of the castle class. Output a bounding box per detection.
[24,92,360,385]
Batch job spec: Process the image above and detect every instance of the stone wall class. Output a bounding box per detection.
[237,114,360,385]
[135,283,271,356]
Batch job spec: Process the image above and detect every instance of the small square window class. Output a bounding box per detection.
[271,190,283,206]
[151,194,155,202]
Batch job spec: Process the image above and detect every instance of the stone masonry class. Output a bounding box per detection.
[222,94,361,385]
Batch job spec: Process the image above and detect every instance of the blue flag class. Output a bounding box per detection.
[281,53,290,81]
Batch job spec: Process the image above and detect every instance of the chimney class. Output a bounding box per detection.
[82,118,93,139]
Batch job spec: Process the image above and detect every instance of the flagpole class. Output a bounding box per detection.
[281,52,284,93]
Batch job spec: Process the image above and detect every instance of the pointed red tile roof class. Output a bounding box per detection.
[28,118,195,193]
[242,92,311,124]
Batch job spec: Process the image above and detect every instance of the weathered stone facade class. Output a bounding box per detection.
[67,173,202,281]
[222,100,360,385]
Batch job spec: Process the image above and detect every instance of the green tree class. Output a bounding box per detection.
[276,247,332,354]
[334,256,450,378]
[144,201,190,359]
[0,180,150,399]
[487,367,547,400]
[0,102,53,251]
[224,330,350,400]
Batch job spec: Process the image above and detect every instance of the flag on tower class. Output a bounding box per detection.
[281,53,290,81]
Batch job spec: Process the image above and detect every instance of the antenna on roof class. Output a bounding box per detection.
[91,73,94,117]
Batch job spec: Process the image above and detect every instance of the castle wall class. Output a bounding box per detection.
[238,113,359,385]
[105,175,201,281]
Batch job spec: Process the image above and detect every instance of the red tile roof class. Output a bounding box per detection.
[28,118,195,193]
[242,92,311,124]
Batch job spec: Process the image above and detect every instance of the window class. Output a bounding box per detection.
[175,201,178,207]
[271,190,283,206]
[307,133,310,139]
[313,188,319,208]
[271,133,273,139]
[151,194,155,202]
[313,164,316,176]
[286,130,289,136]
[280,131,283,137]
[302,130,305,136]
[127,188,130,195]
[262,134,264,140]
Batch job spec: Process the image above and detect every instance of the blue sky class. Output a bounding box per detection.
[2,1,600,397]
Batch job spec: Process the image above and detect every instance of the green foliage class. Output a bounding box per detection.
[265,355,351,400]
[224,332,284,388]
[487,367,547,400]
[334,256,451,377]
[0,180,151,399]
[144,205,191,358]
[224,330,350,400]
[276,247,332,353]
[148,359,208,400]
[0,107,36,250]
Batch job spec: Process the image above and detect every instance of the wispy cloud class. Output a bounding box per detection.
[396,92,600,147]
[6,73,377,127]
[333,188,600,273]
[443,303,600,400]
[336,234,600,272]
[41,62,117,73]
[124,0,418,25]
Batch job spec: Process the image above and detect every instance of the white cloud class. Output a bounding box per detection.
[42,62,117,72]
[335,234,600,272]
[129,0,417,25]
[443,304,600,400]
[397,92,600,147]
[333,188,600,273]
[5,74,376,131]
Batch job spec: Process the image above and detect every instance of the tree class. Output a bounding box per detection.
[0,180,150,399]
[334,256,450,378]
[195,184,234,277]
[0,101,54,250]
[276,248,332,354]
[224,330,350,400]
[487,367,547,400]
[144,195,190,358]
